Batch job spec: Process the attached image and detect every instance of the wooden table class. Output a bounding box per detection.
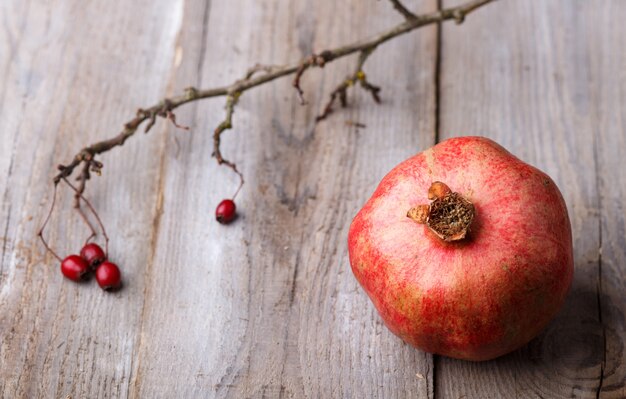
[1,0,624,397]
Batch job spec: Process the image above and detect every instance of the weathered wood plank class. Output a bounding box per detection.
[592,2,626,397]
[0,0,183,397]
[130,0,439,397]
[437,0,625,398]
[5,0,622,397]
[0,0,442,397]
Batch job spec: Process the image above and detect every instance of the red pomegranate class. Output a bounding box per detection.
[348,136,573,361]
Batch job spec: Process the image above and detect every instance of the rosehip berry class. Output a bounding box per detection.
[61,255,89,282]
[95,261,122,291]
[80,243,106,268]
[215,199,236,224]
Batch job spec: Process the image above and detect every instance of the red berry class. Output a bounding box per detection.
[80,243,106,268]
[61,255,89,282]
[215,199,237,224]
[95,261,122,291]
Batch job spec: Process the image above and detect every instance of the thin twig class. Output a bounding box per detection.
[213,93,245,197]
[62,178,110,256]
[73,161,98,244]
[38,183,62,262]
[345,120,367,129]
[316,46,380,122]
[292,51,333,104]
[76,206,97,245]
[388,0,418,20]
[245,63,284,80]
[166,111,190,130]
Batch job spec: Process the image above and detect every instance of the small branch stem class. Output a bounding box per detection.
[62,178,110,255]
[76,206,97,245]
[389,0,418,20]
[292,51,333,104]
[213,93,245,197]
[72,161,98,244]
[38,183,63,262]
[245,63,284,80]
[316,46,381,122]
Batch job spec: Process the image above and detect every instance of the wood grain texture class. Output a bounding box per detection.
[592,2,626,397]
[129,0,438,397]
[1,0,439,397]
[0,0,186,397]
[1,0,625,398]
[438,0,625,398]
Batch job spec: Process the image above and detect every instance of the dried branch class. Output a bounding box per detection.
[62,177,110,255]
[245,63,284,80]
[53,0,496,198]
[292,51,333,104]
[316,47,381,122]
[388,0,418,20]
[213,93,245,198]
[72,161,97,244]
[37,176,111,262]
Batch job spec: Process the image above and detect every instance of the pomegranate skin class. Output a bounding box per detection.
[348,136,573,361]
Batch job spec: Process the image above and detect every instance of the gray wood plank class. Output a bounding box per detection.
[0,0,185,397]
[593,2,626,397]
[130,0,438,397]
[0,0,444,397]
[437,0,625,398]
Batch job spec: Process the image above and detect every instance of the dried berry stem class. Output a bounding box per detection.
[38,183,63,262]
[62,178,110,255]
[76,206,97,245]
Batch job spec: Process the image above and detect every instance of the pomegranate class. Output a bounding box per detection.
[348,136,573,361]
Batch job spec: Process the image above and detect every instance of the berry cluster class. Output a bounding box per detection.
[60,243,121,291]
